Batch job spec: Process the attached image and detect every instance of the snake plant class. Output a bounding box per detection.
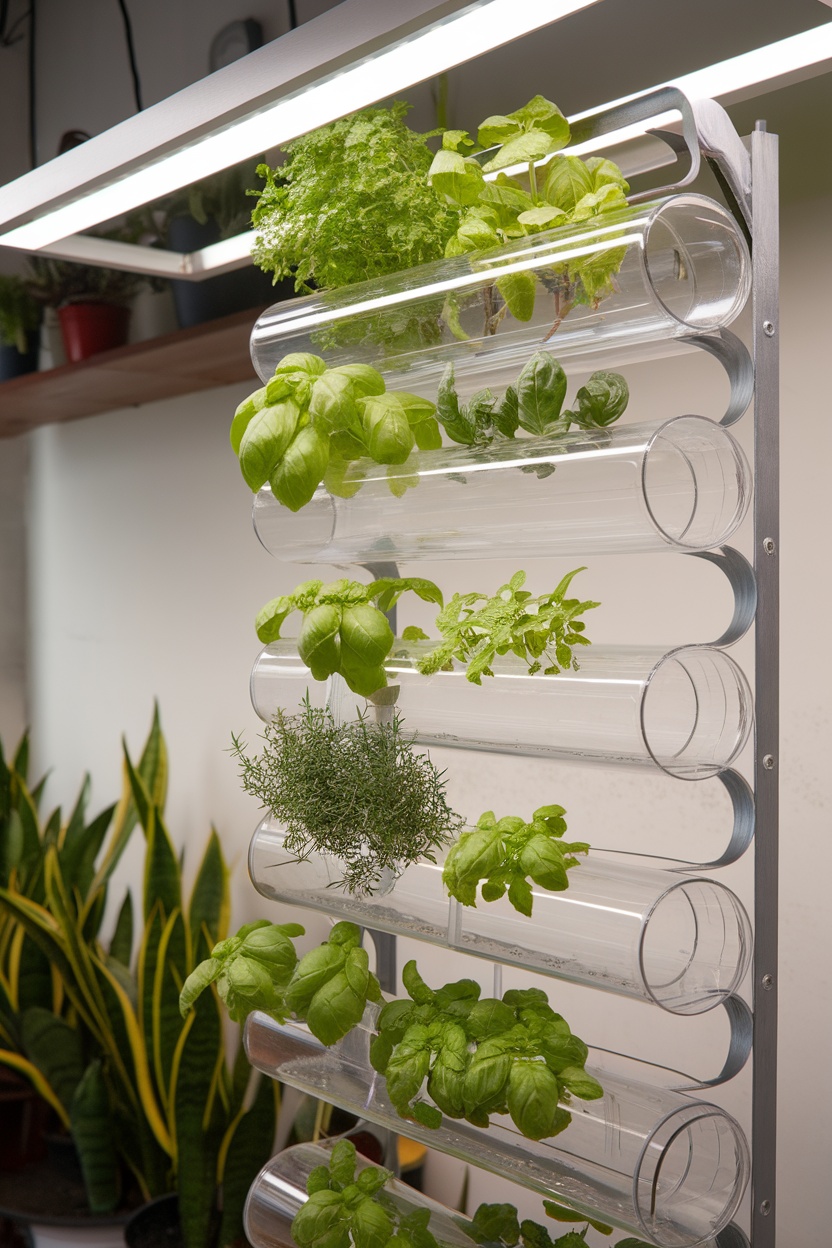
[0,711,276,1247]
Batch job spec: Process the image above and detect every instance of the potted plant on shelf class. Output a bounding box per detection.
[26,245,146,364]
[0,710,277,1248]
[0,275,42,380]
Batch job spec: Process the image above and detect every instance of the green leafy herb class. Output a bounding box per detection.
[435,354,628,449]
[371,964,602,1140]
[231,353,442,512]
[428,96,630,337]
[179,920,383,1047]
[250,101,459,358]
[415,569,598,685]
[443,806,588,916]
[231,700,464,894]
[255,576,442,697]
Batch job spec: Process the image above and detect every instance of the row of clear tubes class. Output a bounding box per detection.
[241,192,756,1248]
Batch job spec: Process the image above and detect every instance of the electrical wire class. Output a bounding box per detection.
[116,0,143,111]
[27,0,35,166]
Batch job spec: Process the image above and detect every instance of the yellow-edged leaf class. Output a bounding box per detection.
[0,1049,70,1127]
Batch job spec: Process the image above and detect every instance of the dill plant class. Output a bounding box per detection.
[232,699,464,894]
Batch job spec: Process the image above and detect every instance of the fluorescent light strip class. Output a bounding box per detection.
[0,0,598,251]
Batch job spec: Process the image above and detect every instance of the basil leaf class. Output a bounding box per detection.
[585,156,629,192]
[370,1031,395,1075]
[309,372,360,433]
[518,837,569,892]
[385,1037,431,1113]
[507,874,534,916]
[339,602,394,668]
[298,604,343,681]
[238,398,302,492]
[571,371,629,429]
[270,425,331,512]
[466,1000,516,1040]
[306,1165,332,1196]
[254,595,296,644]
[493,385,519,438]
[436,363,476,445]
[558,1065,604,1100]
[230,384,268,455]
[413,418,443,450]
[328,1138,357,1189]
[542,155,594,212]
[506,1060,563,1140]
[411,1101,443,1129]
[222,955,283,1022]
[356,1167,391,1196]
[542,1199,614,1235]
[359,395,416,465]
[428,148,484,206]
[402,960,434,1006]
[291,1191,350,1248]
[496,271,537,324]
[285,943,346,1016]
[516,206,567,231]
[351,1198,394,1248]
[273,352,327,378]
[509,96,570,144]
[477,114,519,149]
[179,957,222,1018]
[516,353,567,435]
[471,1204,521,1247]
[238,924,300,986]
[462,1051,511,1120]
[328,362,386,398]
[482,129,560,173]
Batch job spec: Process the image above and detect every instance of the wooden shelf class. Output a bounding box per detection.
[0,307,261,439]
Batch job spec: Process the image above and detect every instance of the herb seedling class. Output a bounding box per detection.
[232,700,464,895]
[371,962,602,1140]
[434,352,629,451]
[405,568,597,685]
[180,920,382,1047]
[428,96,630,337]
[444,807,588,916]
[255,576,443,697]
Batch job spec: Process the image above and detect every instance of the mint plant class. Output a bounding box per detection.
[406,568,597,685]
[443,807,588,917]
[180,920,383,1046]
[370,963,602,1140]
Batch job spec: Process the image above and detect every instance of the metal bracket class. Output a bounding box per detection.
[682,328,755,427]
[689,546,758,647]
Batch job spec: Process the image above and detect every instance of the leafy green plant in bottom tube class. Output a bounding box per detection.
[443,806,589,917]
[371,962,602,1140]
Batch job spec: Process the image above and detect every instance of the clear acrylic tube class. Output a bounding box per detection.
[250,194,751,393]
[250,643,753,780]
[248,822,751,1015]
[245,1140,505,1248]
[252,415,751,564]
[244,1012,750,1248]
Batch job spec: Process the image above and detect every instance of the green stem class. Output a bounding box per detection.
[528,161,539,206]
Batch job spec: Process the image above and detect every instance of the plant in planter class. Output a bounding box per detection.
[26,244,147,363]
[0,714,276,1248]
[0,275,41,380]
[289,1139,655,1248]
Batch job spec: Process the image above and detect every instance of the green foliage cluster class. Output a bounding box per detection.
[254,576,442,697]
[407,568,597,685]
[0,274,41,351]
[435,352,629,450]
[0,712,275,1246]
[428,95,630,335]
[291,1141,652,1248]
[370,963,602,1140]
[250,102,459,294]
[443,806,588,917]
[181,920,382,1047]
[231,701,463,894]
[231,352,442,512]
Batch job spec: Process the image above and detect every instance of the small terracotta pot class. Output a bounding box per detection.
[58,303,130,363]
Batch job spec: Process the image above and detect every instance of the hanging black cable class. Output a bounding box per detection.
[286,0,298,31]
[27,0,35,167]
[116,0,143,111]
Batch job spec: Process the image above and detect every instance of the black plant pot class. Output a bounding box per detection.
[124,1195,183,1248]
[0,332,39,380]
[168,217,294,329]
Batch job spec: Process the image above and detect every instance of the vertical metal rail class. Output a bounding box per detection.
[750,123,780,1248]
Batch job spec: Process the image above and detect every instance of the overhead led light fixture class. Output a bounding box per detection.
[2,8,831,277]
[0,0,600,253]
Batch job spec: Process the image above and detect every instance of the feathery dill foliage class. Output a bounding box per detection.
[232,699,464,894]
[250,102,460,293]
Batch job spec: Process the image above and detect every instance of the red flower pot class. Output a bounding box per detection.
[58,302,130,363]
